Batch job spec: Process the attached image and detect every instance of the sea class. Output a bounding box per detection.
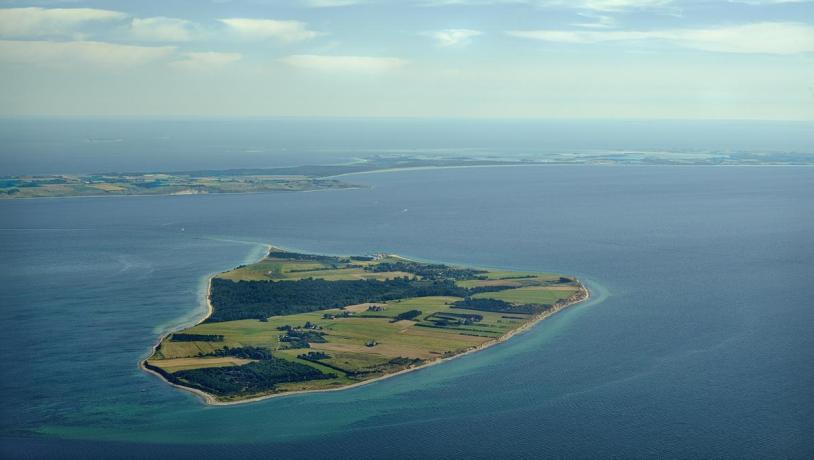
[0,119,812,459]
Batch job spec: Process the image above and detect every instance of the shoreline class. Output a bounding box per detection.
[140,247,591,406]
[138,245,271,404]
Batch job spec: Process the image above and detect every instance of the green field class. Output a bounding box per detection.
[144,247,586,403]
[472,286,578,305]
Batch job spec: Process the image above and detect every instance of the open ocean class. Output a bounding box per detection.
[0,120,812,458]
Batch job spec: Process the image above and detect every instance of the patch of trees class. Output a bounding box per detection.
[324,311,355,319]
[451,298,549,315]
[205,346,274,360]
[391,310,422,322]
[365,261,486,280]
[170,333,224,342]
[388,357,424,367]
[282,330,327,344]
[424,312,483,327]
[439,312,483,321]
[466,285,519,295]
[281,338,310,349]
[354,357,425,376]
[171,358,336,396]
[297,351,330,361]
[279,328,327,349]
[267,250,341,263]
[207,277,473,322]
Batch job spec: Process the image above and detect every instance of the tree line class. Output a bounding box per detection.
[209,277,462,322]
[451,298,550,315]
[170,358,336,397]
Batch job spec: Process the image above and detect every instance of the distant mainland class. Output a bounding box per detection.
[4,150,811,199]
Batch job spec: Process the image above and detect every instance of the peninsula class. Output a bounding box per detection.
[6,149,809,200]
[143,247,588,404]
[0,156,520,199]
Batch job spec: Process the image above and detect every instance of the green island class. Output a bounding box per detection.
[142,246,589,404]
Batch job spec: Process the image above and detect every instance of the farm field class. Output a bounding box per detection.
[143,247,587,403]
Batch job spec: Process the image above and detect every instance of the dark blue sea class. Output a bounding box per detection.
[1,121,813,459]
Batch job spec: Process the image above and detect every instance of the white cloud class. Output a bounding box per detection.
[219,18,320,42]
[169,51,242,70]
[129,17,198,42]
[0,7,126,36]
[573,13,617,28]
[508,22,814,54]
[567,0,671,11]
[281,54,407,73]
[509,29,646,43]
[423,28,482,46]
[0,40,175,67]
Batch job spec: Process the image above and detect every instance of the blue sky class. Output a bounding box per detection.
[0,0,812,119]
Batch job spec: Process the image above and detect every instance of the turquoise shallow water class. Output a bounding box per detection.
[1,166,812,458]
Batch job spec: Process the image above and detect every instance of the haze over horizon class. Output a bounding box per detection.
[1,0,813,120]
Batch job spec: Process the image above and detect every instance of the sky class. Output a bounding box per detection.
[0,0,812,120]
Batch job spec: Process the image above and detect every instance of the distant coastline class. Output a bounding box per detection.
[6,151,813,200]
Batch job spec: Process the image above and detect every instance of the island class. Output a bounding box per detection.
[142,246,589,404]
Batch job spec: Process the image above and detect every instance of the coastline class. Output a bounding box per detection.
[1,185,364,202]
[138,245,271,404]
[7,162,808,202]
[138,275,219,404]
[140,248,591,406]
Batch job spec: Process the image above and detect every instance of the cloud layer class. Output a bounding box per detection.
[0,40,175,67]
[0,7,126,36]
[219,18,320,42]
[508,22,814,54]
[1,2,812,119]
[424,28,482,46]
[129,17,198,42]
